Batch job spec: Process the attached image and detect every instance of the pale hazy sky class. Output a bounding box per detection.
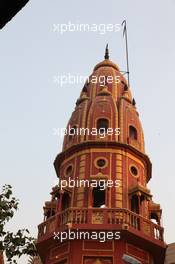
[0,0,175,262]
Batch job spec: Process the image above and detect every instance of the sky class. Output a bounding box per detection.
[0,0,175,262]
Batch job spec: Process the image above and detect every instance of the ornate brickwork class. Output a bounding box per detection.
[37,48,166,264]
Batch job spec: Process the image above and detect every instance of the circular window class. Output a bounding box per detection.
[95,158,108,169]
[97,159,106,167]
[130,166,138,177]
[65,165,73,177]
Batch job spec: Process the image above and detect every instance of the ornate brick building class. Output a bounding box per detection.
[37,47,166,263]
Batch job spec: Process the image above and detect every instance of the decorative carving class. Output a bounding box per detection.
[92,212,104,224]
[143,221,151,235]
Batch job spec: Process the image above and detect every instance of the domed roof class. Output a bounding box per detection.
[94,44,120,71]
[94,59,120,72]
[61,45,145,154]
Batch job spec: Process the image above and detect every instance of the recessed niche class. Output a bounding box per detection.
[65,165,73,177]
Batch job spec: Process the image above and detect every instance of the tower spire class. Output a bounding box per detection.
[104,44,109,60]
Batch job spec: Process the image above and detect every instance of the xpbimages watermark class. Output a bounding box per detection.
[53,126,121,138]
[57,178,121,190]
[53,73,121,87]
[53,22,121,35]
[53,230,121,243]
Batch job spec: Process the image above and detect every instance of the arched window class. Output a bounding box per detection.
[92,186,106,208]
[130,195,140,229]
[150,212,159,225]
[131,195,139,214]
[62,192,71,211]
[97,118,109,133]
[65,165,73,177]
[129,126,137,140]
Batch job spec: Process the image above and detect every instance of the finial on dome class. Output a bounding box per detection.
[104,44,109,60]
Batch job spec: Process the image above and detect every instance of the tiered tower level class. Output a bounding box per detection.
[37,48,166,264]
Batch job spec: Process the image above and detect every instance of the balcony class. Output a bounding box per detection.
[38,207,164,245]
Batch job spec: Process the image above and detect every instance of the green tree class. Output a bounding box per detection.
[0,185,37,263]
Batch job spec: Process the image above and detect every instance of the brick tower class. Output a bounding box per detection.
[37,46,166,264]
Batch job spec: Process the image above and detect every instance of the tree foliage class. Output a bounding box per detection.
[0,185,37,263]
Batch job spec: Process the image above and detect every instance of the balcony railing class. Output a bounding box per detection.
[38,207,164,243]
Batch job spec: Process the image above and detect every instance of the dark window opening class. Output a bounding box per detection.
[129,126,137,140]
[130,195,140,229]
[62,193,71,211]
[93,187,106,207]
[131,195,139,214]
[130,166,138,176]
[65,165,73,177]
[140,195,145,203]
[97,118,109,133]
[150,212,159,224]
[97,158,106,168]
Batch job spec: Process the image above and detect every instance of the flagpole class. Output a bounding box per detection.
[122,20,130,88]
